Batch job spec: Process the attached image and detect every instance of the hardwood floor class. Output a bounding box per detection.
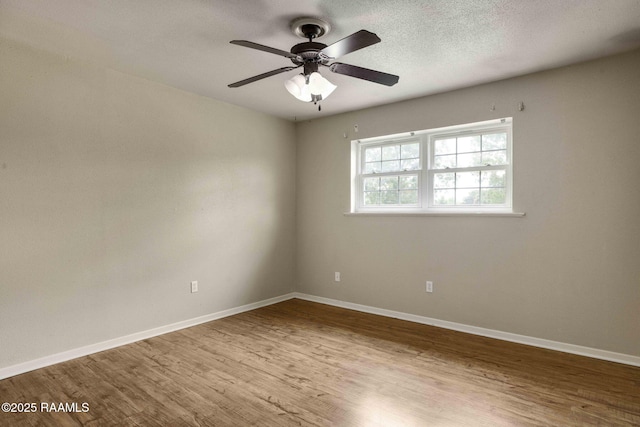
[1,299,639,426]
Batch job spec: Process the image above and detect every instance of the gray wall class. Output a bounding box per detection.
[2,32,639,371]
[295,49,640,357]
[0,38,296,368]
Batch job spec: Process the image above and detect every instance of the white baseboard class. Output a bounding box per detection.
[293,292,640,367]
[0,293,296,380]
[3,291,638,380]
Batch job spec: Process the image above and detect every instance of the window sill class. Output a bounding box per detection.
[344,211,526,217]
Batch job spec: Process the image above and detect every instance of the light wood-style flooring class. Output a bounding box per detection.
[1,299,639,426]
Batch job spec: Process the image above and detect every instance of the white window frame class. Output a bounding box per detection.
[351,118,513,214]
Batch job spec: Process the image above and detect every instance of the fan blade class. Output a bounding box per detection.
[228,67,299,88]
[320,30,381,59]
[230,40,298,59]
[329,62,399,86]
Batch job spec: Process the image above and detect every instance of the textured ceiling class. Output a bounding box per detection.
[2,0,640,121]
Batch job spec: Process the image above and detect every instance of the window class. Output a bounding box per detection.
[362,140,421,206]
[351,118,513,214]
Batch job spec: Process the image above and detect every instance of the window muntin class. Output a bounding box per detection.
[363,141,420,174]
[432,169,506,206]
[353,118,512,213]
[363,174,419,206]
[429,129,509,208]
[433,132,507,169]
[360,140,421,207]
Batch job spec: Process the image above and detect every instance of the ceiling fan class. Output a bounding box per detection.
[228,17,399,108]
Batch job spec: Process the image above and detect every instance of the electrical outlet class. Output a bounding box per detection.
[426,281,433,293]
[191,281,198,293]
[335,272,341,282]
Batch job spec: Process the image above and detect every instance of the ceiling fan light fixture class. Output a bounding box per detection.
[285,72,336,103]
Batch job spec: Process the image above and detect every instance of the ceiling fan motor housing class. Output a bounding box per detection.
[290,41,330,69]
[290,41,327,56]
[288,18,332,73]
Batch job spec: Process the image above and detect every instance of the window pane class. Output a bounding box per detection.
[364,177,380,191]
[434,189,455,205]
[364,191,380,205]
[400,158,419,170]
[399,175,418,190]
[457,152,482,167]
[434,154,456,169]
[481,150,507,166]
[481,170,505,188]
[482,133,507,150]
[434,138,456,155]
[382,145,400,160]
[456,171,480,188]
[434,173,455,189]
[380,176,399,190]
[456,188,480,205]
[481,188,506,204]
[457,135,481,153]
[401,143,419,159]
[365,146,382,162]
[381,190,399,204]
[381,160,401,172]
[365,162,381,174]
[400,190,418,204]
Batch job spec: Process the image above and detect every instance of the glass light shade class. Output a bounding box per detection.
[284,74,312,102]
[308,72,336,98]
[285,72,336,102]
